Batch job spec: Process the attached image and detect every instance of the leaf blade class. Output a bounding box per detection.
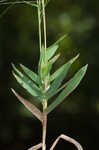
[50,54,79,82]
[45,64,88,114]
[20,64,39,85]
[47,54,79,99]
[48,34,67,51]
[12,72,41,99]
[47,45,59,60]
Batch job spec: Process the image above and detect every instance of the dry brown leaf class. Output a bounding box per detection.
[11,88,43,122]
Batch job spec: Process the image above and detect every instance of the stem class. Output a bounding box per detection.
[42,112,47,150]
[42,0,47,59]
[40,1,47,150]
[37,0,42,52]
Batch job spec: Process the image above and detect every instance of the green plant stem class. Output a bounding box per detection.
[42,0,47,59]
[42,1,48,149]
[37,0,42,52]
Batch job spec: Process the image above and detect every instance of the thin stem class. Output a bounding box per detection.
[42,112,47,150]
[41,1,48,150]
[37,0,42,52]
[42,0,47,59]
[50,134,83,150]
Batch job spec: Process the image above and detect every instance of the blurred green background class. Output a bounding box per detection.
[0,0,99,149]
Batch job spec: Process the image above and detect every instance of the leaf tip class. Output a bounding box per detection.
[83,64,88,72]
[71,54,80,64]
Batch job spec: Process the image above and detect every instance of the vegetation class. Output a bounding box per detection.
[0,0,88,150]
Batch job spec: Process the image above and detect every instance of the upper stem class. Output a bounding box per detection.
[42,0,47,60]
[37,0,42,52]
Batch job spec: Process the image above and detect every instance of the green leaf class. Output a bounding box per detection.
[47,54,79,98]
[12,64,42,101]
[47,45,59,60]
[50,54,79,82]
[45,64,88,114]
[48,34,67,50]
[46,80,68,100]
[46,34,67,60]
[49,54,60,64]
[20,64,39,85]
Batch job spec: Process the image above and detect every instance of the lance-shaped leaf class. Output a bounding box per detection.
[46,34,67,60]
[50,54,79,82]
[49,54,60,64]
[12,72,42,101]
[47,54,79,98]
[12,64,42,101]
[48,34,67,51]
[12,64,40,91]
[47,80,68,100]
[47,45,59,60]
[45,64,88,114]
[20,64,39,85]
[11,89,43,122]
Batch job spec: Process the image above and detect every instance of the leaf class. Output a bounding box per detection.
[45,64,88,114]
[12,64,39,89]
[47,45,59,60]
[48,34,67,51]
[47,54,79,98]
[20,64,39,85]
[11,89,43,122]
[49,54,60,64]
[46,80,67,100]
[12,64,42,101]
[50,54,79,82]
[12,72,42,101]
[46,34,67,60]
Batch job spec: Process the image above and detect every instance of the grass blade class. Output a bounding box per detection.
[45,64,88,113]
[47,45,59,60]
[20,64,39,85]
[50,54,79,82]
[47,54,79,98]
[49,54,60,64]
[48,34,67,51]
[12,64,42,100]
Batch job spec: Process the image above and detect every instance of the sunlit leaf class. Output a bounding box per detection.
[45,64,88,113]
